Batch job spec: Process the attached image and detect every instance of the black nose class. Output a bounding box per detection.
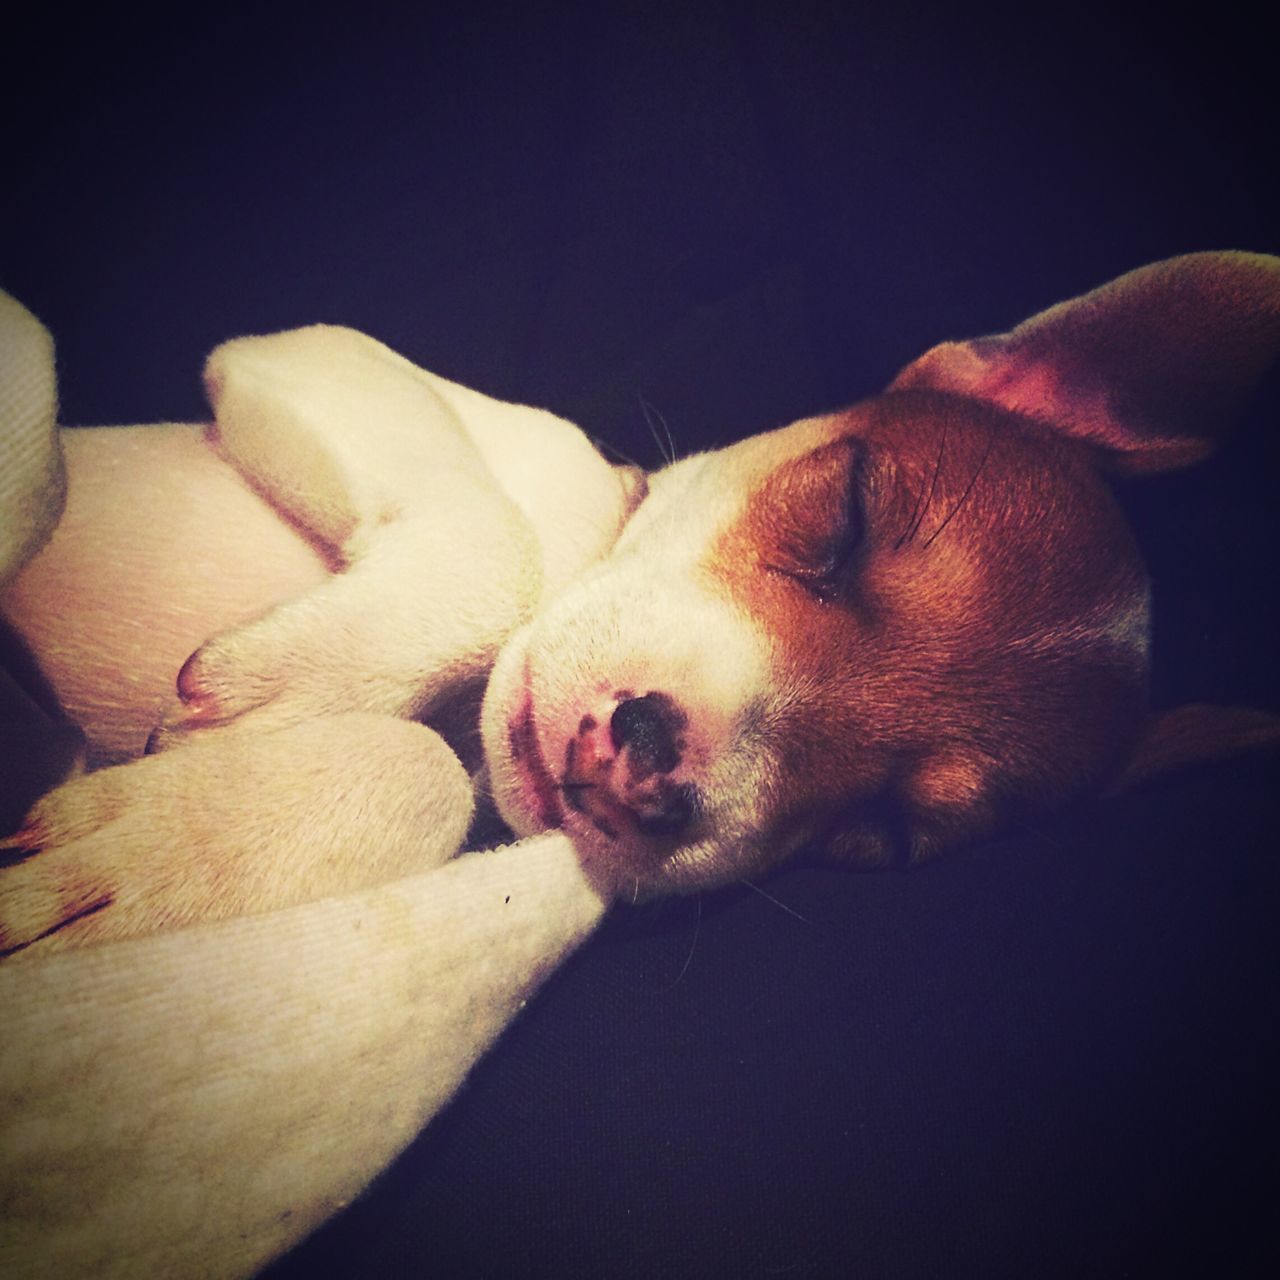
[610,692,686,777]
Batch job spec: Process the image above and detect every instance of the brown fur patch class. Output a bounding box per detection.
[703,396,1151,858]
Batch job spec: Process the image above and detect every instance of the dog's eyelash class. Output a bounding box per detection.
[819,460,870,588]
[789,460,867,601]
[822,495,865,580]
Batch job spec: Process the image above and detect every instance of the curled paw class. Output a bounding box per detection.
[0,759,189,953]
[151,621,300,744]
[2,715,474,956]
[148,504,536,754]
[144,641,270,752]
[0,779,126,956]
[143,601,374,752]
[0,865,116,956]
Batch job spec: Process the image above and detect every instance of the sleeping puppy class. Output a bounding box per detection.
[483,251,1280,893]
[3,251,1279,949]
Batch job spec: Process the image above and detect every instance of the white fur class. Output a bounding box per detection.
[148,327,634,742]
[9,251,1261,1274]
[481,446,779,893]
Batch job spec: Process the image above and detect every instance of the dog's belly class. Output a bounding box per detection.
[0,425,329,762]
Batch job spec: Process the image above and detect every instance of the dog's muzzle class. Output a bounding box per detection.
[562,691,700,843]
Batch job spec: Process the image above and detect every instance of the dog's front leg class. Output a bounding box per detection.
[149,325,547,744]
[152,472,539,744]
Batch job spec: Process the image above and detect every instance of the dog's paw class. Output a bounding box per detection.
[0,851,116,956]
[0,771,134,955]
[1,714,474,955]
[145,615,317,750]
[148,495,541,751]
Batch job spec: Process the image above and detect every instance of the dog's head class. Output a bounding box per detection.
[482,253,1280,896]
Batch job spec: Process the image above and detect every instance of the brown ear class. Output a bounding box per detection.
[891,252,1280,475]
[1105,703,1280,795]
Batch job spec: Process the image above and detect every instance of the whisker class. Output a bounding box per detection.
[638,394,678,466]
[740,879,812,923]
[921,422,997,549]
[590,434,644,470]
[658,893,701,990]
[896,419,949,549]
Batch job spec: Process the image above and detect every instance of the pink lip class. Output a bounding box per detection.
[507,689,564,830]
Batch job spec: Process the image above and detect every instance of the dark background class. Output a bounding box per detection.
[4,4,1278,1276]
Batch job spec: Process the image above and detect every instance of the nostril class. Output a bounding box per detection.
[610,693,687,776]
[633,782,699,839]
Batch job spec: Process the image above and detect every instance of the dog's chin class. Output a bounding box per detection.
[482,630,691,894]
[481,604,788,896]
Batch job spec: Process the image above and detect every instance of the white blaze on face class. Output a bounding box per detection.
[480,443,781,891]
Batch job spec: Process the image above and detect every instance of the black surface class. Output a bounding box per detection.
[4,5,1278,1277]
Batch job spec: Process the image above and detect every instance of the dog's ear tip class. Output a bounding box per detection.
[890,252,1280,474]
[1098,434,1217,478]
[1105,702,1280,795]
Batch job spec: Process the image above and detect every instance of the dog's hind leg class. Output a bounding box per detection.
[0,712,473,954]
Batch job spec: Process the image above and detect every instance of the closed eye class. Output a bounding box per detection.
[800,462,865,598]
[763,436,867,602]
